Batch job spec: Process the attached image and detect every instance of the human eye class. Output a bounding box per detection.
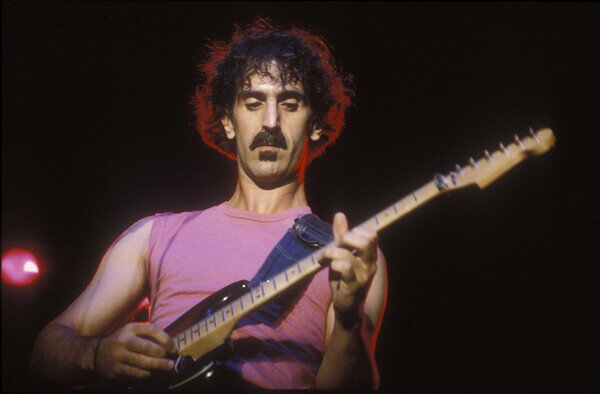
[281,101,299,112]
[245,100,262,111]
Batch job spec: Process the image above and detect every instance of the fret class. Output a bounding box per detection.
[260,283,265,297]
[230,303,235,317]
[212,310,220,326]
[185,328,192,344]
[221,308,226,323]
[182,330,188,344]
[204,317,209,333]
[192,323,200,340]
[177,332,186,348]
[253,287,263,301]
[297,262,302,274]
[275,271,286,288]
[381,208,392,220]
[239,296,245,311]
[264,279,276,293]
[263,279,274,298]
[373,205,399,230]
[365,217,379,230]
[288,266,297,276]
[198,319,205,336]
[298,258,312,276]
[272,275,277,290]
[284,269,289,282]
[221,304,232,320]
[300,257,315,274]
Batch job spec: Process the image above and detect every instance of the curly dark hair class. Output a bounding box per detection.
[194,18,354,163]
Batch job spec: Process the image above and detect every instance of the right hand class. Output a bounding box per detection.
[95,323,178,379]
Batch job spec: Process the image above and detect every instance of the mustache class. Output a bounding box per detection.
[249,129,288,151]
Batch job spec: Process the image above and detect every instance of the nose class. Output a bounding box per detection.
[262,99,279,131]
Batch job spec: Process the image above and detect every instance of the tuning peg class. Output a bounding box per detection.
[514,134,524,149]
[529,127,539,141]
[455,164,463,174]
[499,142,506,153]
[469,157,477,167]
[449,171,457,185]
[484,150,492,160]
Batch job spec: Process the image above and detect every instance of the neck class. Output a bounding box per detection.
[227,169,308,214]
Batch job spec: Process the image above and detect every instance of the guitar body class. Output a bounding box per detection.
[88,280,251,392]
[127,345,236,393]
[79,128,556,392]
[156,280,251,391]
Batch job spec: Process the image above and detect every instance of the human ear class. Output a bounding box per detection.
[221,113,235,140]
[309,125,322,142]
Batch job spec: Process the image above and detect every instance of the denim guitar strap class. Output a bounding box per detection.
[249,213,333,286]
[237,214,333,327]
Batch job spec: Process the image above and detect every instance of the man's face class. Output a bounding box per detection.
[222,63,320,185]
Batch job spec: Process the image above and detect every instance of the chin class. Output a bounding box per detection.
[249,161,294,185]
[255,162,282,178]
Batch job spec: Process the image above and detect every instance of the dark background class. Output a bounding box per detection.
[3,2,599,392]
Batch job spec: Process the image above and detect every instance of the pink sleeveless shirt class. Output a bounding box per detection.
[146,203,332,389]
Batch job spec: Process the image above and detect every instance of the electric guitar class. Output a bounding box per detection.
[111,128,556,391]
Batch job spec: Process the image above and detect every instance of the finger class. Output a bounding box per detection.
[324,244,374,286]
[352,226,378,247]
[330,260,356,284]
[121,351,175,371]
[338,231,377,264]
[132,324,177,354]
[332,212,349,242]
[126,336,169,358]
[322,246,355,264]
[114,363,152,379]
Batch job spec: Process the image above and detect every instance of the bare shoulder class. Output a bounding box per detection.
[106,216,156,261]
[52,216,157,336]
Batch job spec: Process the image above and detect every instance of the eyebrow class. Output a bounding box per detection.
[238,89,306,102]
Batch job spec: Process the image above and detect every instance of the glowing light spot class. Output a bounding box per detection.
[2,248,42,286]
[23,260,39,273]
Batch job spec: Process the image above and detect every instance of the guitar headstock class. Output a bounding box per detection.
[434,128,556,191]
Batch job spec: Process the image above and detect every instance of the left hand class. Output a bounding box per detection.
[321,212,378,327]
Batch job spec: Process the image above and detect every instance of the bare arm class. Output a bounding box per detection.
[316,213,388,389]
[30,217,176,386]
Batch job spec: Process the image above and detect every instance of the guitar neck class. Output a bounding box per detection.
[174,127,556,358]
[174,179,443,356]
[359,179,442,232]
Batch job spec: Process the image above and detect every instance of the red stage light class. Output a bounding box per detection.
[2,248,41,286]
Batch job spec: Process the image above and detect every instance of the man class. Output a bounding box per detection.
[30,18,387,390]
